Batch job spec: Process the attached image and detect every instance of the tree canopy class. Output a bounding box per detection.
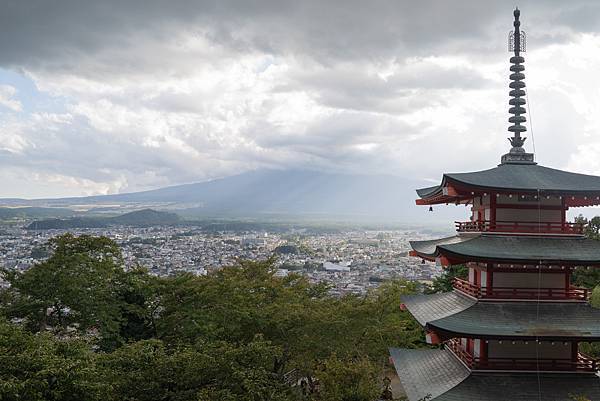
[0,233,423,400]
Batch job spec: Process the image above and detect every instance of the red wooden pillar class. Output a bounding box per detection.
[467,338,474,355]
[565,267,571,297]
[480,340,488,363]
[474,268,481,286]
[572,342,578,369]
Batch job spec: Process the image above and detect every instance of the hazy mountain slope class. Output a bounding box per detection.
[4,170,464,224]
[0,207,76,220]
[26,209,180,230]
[110,209,180,225]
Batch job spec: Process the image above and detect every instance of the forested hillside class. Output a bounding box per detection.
[0,234,424,401]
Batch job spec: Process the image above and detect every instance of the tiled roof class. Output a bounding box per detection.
[435,372,600,401]
[390,348,600,401]
[403,292,600,339]
[401,291,475,326]
[410,234,600,264]
[417,163,600,198]
[389,348,469,401]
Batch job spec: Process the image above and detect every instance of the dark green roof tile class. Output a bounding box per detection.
[417,163,600,198]
[389,348,469,401]
[402,293,600,339]
[390,348,600,401]
[410,234,600,264]
[402,291,475,326]
[435,372,600,401]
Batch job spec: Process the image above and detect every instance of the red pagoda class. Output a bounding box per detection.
[390,9,600,401]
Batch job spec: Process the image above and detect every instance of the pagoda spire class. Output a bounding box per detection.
[501,7,535,165]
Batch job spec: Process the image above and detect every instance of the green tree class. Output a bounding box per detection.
[426,264,468,293]
[0,235,423,400]
[589,285,600,308]
[155,259,421,386]
[572,215,600,289]
[576,215,600,240]
[117,265,161,343]
[0,234,156,350]
[99,336,290,401]
[0,320,107,401]
[313,354,380,401]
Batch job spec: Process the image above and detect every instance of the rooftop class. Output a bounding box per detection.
[390,348,600,401]
[410,234,600,265]
[416,163,600,206]
[402,291,600,340]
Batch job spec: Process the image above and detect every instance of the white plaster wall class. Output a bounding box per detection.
[474,339,481,358]
[480,271,487,288]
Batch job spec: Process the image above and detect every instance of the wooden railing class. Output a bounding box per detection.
[445,339,598,372]
[453,277,590,301]
[455,220,584,235]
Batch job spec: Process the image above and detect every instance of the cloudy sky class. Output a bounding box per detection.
[2,0,600,198]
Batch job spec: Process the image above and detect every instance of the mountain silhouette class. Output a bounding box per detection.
[3,170,463,224]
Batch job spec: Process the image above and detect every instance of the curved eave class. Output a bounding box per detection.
[435,247,600,266]
[415,164,600,207]
[389,348,600,401]
[389,348,469,401]
[428,325,600,342]
[401,291,476,326]
[410,234,600,266]
[402,293,600,341]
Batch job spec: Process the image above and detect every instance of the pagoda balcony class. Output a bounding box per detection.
[453,277,590,301]
[455,220,584,235]
[446,339,599,373]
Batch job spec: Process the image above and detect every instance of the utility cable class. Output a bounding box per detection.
[526,88,536,160]
[535,188,542,401]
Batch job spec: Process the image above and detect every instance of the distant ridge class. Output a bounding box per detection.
[0,207,75,220]
[6,170,463,224]
[26,209,180,230]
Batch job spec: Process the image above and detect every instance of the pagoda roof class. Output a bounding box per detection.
[390,348,600,401]
[401,291,476,326]
[402,292,600,340]
[410,234,600,265]
[417,163,600,205]
[389,348,469,401]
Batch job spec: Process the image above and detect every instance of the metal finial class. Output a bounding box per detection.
[501,7,535,165]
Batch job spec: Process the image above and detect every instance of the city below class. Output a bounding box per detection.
[0,221,443,297]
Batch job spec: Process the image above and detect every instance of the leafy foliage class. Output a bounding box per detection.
[576,215,600,240]
[0,322,107,401]
[0,234,423,400]
[1,234,157,350]
[425,264,468,293]
[572,215,600,289]
[313,354,380,401]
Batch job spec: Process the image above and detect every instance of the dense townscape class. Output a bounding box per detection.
[0,223,442,296]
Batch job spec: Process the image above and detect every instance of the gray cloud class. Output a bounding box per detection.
[1,0,587,71]
[1,0,600,197]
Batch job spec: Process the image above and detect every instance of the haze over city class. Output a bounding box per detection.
[1,0,600,205]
